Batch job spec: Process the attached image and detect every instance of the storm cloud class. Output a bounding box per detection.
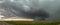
[0,0,60,20]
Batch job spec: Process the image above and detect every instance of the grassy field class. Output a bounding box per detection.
[4,20,60,25]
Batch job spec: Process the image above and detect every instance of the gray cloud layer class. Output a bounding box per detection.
[0,0,60,20]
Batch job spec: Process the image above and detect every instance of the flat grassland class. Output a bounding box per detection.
[4,20,60,25]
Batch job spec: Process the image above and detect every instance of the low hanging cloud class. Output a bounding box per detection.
[0,0,60,20]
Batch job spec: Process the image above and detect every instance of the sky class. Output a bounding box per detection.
[0,0,60,20]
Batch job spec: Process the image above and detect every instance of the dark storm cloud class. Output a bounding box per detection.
[0,0,60,20]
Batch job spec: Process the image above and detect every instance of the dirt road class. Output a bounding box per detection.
[0,21,13,25]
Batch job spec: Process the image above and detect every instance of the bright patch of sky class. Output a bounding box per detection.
[0,0,4,3]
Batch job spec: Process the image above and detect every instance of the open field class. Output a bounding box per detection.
[0,18,60,25]
[3,20,60,25]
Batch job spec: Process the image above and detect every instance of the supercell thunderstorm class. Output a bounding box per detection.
[0,0,60,20]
